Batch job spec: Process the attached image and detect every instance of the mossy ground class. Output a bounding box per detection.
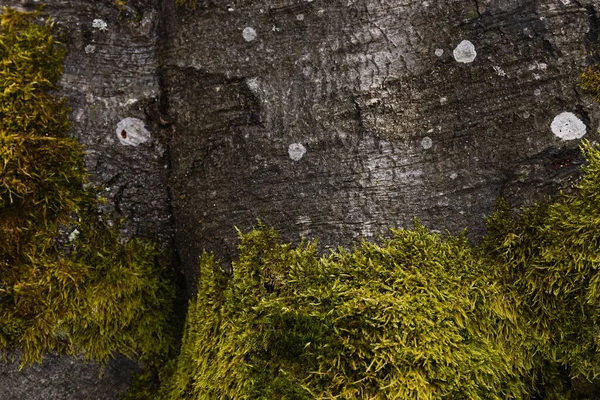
[0,7,174,367]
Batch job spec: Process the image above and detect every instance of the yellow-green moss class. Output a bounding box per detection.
[483,140,600,398]
[0,7,174,366]
[580,65,600,102]
[162,223,532,399]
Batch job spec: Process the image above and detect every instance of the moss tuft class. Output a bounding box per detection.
[163,223,532,399]
[0,7,174,366]
[579,65,600,102]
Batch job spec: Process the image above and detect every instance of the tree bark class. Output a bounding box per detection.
[164,0,599,287]
[2,0,599,398]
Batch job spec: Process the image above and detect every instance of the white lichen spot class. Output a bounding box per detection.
[453,40,477,64]
[288,143,307,161]
[246,77,260,94]
[120,98,138,107]
[440,97,448,105]
[523,111,531,119]
[242,27,257,42]
[421,136,433,149]
[92,19,108,31]
[296,14,305,21]
[493,66,506,77]
[551,112,586,141]
[434,48,444,57]
[228,7,235,12]
[84,44,96,54]
[116,117,151,146]
[450,172,458,180]
[534,88,541,96]
[68,229,80,242]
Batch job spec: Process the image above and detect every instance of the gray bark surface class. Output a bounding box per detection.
[164,0,599,285]
[2,0,600,398]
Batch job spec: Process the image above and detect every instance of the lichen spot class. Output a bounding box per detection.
[435,48,444,57]
[288,143,307,161]
[551,112,586,141]
[85,44,96,54]
[453,40,477,63]
[242,27,257,42]
[421,136,433,150]
[116,117,150,146]
[92,19,108,31]
[296,14,305,21]
[68,229,80,242]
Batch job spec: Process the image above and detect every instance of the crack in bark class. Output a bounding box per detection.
[473,0,482,19]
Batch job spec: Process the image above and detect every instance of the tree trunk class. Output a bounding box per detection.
[2,0,599,398]
[164,0,599,287]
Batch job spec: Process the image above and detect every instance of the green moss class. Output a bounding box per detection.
[0,7,174,366]
[482,140,600,398]
[580,65,600,102]
[162,223,532,399]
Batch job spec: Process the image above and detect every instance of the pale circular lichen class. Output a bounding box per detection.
[551,112,586,141]
[242,27,257,42]
[453,40,477,63]
[115,117,150,146]
[421,136,433,150]
[288,143,307,161]
[92,19,108,31]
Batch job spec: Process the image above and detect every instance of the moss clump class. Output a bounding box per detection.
[0,7,174,366]
[163,224,532,399]
[483,140,600,398]
[580,65,600,102]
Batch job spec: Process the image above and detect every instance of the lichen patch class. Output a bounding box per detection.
[453,40,477,63]
[421,136,433,149]
[242,27,257,42]
[92,19,108,31]
[551,112,586,141]
[116,117,150,146]
[288,143,307,161]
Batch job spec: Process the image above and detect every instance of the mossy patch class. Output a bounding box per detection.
[0,7,174,366]
[164,224,533,399]
[580,65,600,102]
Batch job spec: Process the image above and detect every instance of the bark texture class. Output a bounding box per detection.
[2,0,600,398]
[164,0,600,286]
